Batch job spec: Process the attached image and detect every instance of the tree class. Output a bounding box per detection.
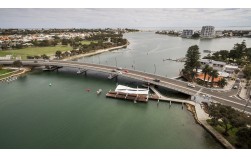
[13,60,22,68]
[41,54,49,60]
[202,64,211,85]
[55,50,62,59]
[218,78,228,88]
[236,127,251,148]
[207,67,213,87]
[243,64,251,80]
[191,33,200,38]
[219,50,229,61]
[0,64,3,70]
[210,69,219,87]
[208,104,246,136]
[183,45,201,81]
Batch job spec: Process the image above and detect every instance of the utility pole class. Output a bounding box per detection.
[154,64,156,74]
[115,57,117,67]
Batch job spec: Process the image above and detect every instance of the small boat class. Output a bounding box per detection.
[49,83,52,86]
[77,70,81,74]
[97,89,102,94]
[85,88,91,92]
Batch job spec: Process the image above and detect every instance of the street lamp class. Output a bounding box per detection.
[115,57,117,67]
[154,64,156,74]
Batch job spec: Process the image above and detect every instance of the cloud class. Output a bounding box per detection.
[0,8,251,28]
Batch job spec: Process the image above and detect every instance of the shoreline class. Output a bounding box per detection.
[0,67,30,82]
[62,42,129,61]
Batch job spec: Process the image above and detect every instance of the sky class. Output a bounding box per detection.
[0,8,251,29]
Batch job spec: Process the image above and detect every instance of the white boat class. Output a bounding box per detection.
[77,70,81,74]
[97,89,102,94]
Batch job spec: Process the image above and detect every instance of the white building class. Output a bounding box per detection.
[200,59,226,71]
[201,26,215,38]
[0,55,12,60]
[181,30,193,38]
[215,31,223,37]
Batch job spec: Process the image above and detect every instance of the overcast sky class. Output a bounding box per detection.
[0,8,251,28]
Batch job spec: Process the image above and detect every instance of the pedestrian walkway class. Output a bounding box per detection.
[239,80,249,100]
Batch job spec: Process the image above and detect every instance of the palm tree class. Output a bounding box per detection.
[207,67,213,87]
[210,70,219,87]
[218,78,228,88]
[202,65,211,85]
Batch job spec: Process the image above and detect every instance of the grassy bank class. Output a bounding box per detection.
[81,40,98,45]
[0,45,72,59]
[0,69,13,75]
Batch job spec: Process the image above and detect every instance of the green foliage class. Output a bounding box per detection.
[208,104,246,136]
[218,78,228,88]
[13,60,23,67]
[203,40,249,65]
[0,64,2,70]
[210,69,219,87]
[191,33,200,38]
[236,127,251,148]
[183,45,201,81]
[243,64,251,80]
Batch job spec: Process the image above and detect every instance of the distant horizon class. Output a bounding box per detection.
[1,26,251,31]
[1,9,251,29]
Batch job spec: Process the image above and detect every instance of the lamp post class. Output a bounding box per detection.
[154,64,156,74]
[115,57,117,67]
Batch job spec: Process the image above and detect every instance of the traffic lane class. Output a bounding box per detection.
[212,96,251,114]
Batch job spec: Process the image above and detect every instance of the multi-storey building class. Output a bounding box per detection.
[181,30,193,38]
[201,26,215,38]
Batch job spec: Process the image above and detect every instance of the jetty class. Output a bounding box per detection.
[106,85,149,102]
[163,57,186,62]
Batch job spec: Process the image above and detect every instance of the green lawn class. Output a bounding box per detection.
[0,45,72,59]
[0,69,13,75]
[81,40,98,45]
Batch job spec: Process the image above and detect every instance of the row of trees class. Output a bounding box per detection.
[27,54,50,60]
[204,40,250,65]
[201,64,227,87]
[182,45,228,87]
[55,34,127,59]
[208,104,251,148]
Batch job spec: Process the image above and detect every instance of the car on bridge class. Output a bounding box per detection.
[187,83,195,88]
[153,79,160,82]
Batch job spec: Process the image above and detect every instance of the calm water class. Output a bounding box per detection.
[78,31,251,77]
[0,71,222,148]
[2,32,249,149]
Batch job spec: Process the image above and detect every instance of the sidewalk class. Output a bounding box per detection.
[239,79,249,100]
[223,79,235,90]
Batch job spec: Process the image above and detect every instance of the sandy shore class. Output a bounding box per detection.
[62,42,129,61]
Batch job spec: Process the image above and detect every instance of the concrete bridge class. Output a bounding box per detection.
[1,59,250,114]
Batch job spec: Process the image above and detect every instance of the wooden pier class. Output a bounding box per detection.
[106,91,148,102]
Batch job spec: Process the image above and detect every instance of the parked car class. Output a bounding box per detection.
[117,67,123,70]
[187,83,195,88]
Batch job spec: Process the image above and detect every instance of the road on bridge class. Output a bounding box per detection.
[1,59,250,114]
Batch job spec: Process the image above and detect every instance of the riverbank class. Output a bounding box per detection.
[62,42,129,61]
[0,67,31,82]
